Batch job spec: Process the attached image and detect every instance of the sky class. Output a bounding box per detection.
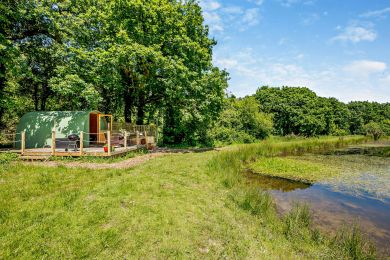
[199,0,390,102]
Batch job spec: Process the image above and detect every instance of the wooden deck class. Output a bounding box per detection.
[1,145,141,157]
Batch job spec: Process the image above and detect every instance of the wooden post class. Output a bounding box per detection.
[155,126,158,145]
[124,131,127,149]
[136,131,140,146]
[79,131,83,156]
[107,130,111,156]
[144,130,147,145]
[21,131,25,155]
[51,130,56,156]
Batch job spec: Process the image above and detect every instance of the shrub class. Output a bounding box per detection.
[363,121,383,141]
[209,96,273,145]
[0,153,19,164]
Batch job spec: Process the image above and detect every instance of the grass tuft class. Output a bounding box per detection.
[283,203,312,240]
[332,225,377,260]
[231,187,275,217]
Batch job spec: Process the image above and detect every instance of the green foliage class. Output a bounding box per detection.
[0,152,18,164]
[1,137,378,258]
[209,96,273,145]
[348,101,390,134]
[232,187,275,217]
[381,119,390,136]
[283,203,312,240]
[0,0,228,146]
[256,86,333,136]
[363,121,384,141]
[255,86,389,138]
[49,75,101,110]
[249,156,340,183]
[332,226,376,260]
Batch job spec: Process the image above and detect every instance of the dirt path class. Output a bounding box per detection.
[22,153,168,169]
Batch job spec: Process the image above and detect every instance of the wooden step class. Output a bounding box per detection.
[20,155,51,161]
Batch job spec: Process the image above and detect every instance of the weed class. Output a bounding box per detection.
[283,203,311,240]
[332,225,376,260]
[0,152,19,164]
[232,187,275,217]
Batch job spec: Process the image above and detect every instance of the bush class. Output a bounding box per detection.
[0,153,19,164]
[209,96,273,145]
[363,121,383,141]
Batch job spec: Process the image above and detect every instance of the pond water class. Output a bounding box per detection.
[247,144,390,255]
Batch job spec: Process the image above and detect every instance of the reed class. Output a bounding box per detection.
[208,135,377,259]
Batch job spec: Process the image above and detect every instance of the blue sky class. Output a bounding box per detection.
[199,0,390,102]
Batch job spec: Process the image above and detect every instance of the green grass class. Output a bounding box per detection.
[248,156,340,183]
[50,148,149,163]
[0,136,376,259]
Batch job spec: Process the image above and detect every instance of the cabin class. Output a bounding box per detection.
[4,110,157,158]
[15,111,112,149]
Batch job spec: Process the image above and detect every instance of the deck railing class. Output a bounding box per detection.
[0,123,157,156]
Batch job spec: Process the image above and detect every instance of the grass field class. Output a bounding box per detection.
[0,136,376,259]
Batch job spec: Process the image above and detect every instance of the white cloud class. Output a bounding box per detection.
[222,6,243,15]
[200,2,261,36]
[360,7,390,18]
[242,8,260,27]
[247,0,265,6]
[203,11,224,34]
[301,13,320,25]
[343,60,387,76]
[331,25,377,43]
[199,0,221,11]
[278,0,316,7]
[214,47,390,102]
[379,74,390,85]
[215,58,238,68]
[199,0,224,34]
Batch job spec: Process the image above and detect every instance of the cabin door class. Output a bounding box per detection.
[97,114,113,143]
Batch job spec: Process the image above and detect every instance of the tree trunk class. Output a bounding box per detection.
[124,88,133,123]
[121,69,136,123]
[136,93,145,125]
[33,84,39,111]
[0,62,5,128]
[40,84,47,111]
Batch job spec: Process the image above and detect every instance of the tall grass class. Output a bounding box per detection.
[209,136,368,188]
[332,225,377,259]
[283,203,311,240]
[208,135,377,258]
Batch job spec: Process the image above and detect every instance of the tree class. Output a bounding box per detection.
[210,96,273,145]
[255,86,328,136]
[0,0,228,145]
[363,122,383,141]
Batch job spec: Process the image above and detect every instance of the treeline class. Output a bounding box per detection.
[0,0,228,145]
[211,86,389,144]
[1,2,388,146]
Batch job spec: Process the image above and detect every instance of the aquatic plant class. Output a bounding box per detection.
[231,187,275,217]
[332,225,376,260]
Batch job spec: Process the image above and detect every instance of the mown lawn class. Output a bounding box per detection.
[0,136,376,259]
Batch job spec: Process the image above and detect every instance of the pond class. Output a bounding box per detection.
[247,144,390,255]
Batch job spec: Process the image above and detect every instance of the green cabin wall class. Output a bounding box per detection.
[15,111,96,149]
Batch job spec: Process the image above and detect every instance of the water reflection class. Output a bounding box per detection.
[246,168,390,255]
[244,170,311,192]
